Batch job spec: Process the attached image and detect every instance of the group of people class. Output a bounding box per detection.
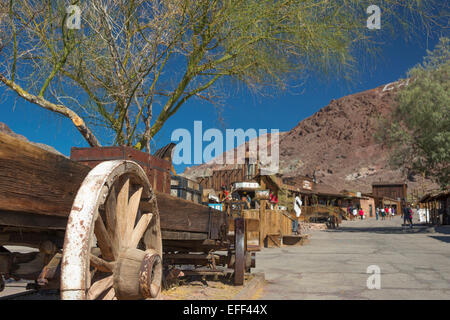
[375,206,396,220]
[347,206,365,220]
[375,204,414,228]
[218,185,279,211]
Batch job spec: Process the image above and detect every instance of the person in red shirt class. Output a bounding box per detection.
[359,208,364,220]
[220,185,229,202]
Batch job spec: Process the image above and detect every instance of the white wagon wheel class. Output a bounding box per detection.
[60,160,162,300]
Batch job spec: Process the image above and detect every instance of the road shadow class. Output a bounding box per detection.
[326,223,450,236]
[428,236,450,244]
[434,226,450,235]
[326,225,435,235]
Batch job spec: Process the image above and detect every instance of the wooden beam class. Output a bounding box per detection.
[180,270,227,276]
[0,231,64,248]
[0,132,90,218]
[162,239,229,252]
[156,192,227,238]
[0,210,67,229]
[161,230,207,240]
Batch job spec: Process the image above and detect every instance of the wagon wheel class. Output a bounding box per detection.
[234,217,245,285]
[60,161,162,300]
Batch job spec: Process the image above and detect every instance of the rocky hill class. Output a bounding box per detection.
[184,81,437,194]
[0,122,64,157]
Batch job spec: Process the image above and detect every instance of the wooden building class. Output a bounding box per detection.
[282,180,348,222]
[341,191,376,218]
[197,167,249,191]
[197,150,260,192]
[372,182,408,203]
[313,183,347,207]
[372,195,402,214]
[420,189,450,225]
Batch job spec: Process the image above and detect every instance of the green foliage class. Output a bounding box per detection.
[382,37,450,188]
[0,0,446,150]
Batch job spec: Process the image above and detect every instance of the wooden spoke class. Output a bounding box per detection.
[125,187,143,245]
[105,185,117,237]
[102,287,116,300]
[87,275,113,300]
[94,214,115,261]
[115,178,130,249]
[129,213,153,249]
[90,254,115,273]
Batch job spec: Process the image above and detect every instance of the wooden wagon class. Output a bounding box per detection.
[0,132,250,300]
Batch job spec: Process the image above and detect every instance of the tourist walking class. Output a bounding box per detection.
[359,208,364,220]
[293,196,302,234]
[381,207,386,220]
[403,204,413,229]
[376,207,379,220]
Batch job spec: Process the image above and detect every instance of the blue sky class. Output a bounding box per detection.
[0,33,445,174]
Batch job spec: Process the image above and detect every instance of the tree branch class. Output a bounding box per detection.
[0,73,101,147]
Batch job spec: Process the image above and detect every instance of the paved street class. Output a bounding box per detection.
[254,216,450,299]
[2,216,449,300]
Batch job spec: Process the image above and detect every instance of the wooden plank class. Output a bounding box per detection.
[265,234,281,248]
[0,231,64,248]
[181,270,226,276]
[162,239,229,252]
[71,146,172,194]
[161,230,207,240]
[0,210,67,229]
[164,253,218,260]
[156,192,228,238]
[0,132,90,218]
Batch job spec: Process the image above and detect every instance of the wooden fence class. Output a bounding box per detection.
[228,200,294,249]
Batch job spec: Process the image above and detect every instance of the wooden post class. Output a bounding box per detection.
[234,218,245,286]
[259,200,266,246]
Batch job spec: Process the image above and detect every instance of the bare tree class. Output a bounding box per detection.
[0,0,446,151]
[0,0,10,52]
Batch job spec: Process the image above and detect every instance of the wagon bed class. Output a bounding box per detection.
[0,132,226,234]
[0,132,244,299]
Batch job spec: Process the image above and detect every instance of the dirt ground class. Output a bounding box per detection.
[1,268,260,300]
[161,274,256,300]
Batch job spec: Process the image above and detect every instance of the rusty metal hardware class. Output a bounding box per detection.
[37,253,62,287]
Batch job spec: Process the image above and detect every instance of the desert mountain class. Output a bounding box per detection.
[184,81,437,195]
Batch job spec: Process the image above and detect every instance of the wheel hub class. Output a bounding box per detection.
[113,248,162,300]
[139,250,162,299]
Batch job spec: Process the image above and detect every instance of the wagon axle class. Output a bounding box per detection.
[113,248,162,300]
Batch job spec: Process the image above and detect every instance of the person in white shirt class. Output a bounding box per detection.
[293,196,302,234]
